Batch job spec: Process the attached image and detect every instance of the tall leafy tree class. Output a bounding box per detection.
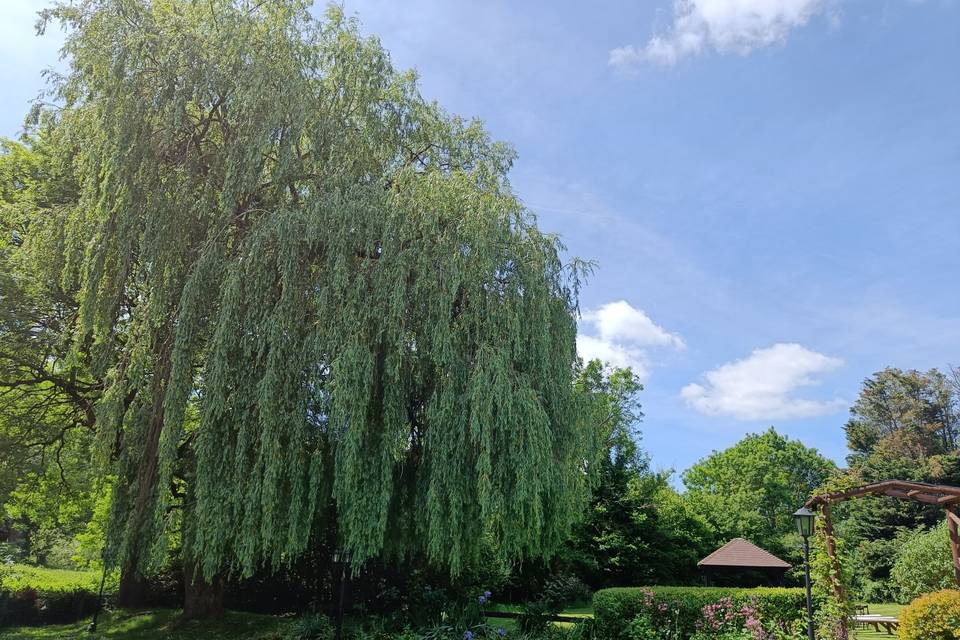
[845,367,959,466]
[1,134,101,566]
[575,360,646,494]
[34,0,593,615]
[560,361,713,587]
[683,428,836,557]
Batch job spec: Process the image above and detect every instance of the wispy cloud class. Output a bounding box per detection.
[681,343,845,420]
[609,0,830,68]
[577,300,684,380]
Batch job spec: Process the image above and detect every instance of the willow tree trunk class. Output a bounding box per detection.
[116,559,148,608]
[180,486,225,618]
[117,336,173,608]
[182,569,224,619]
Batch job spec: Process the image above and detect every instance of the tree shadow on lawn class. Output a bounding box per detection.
[0,608,288,640]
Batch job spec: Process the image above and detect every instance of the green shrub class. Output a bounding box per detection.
[891,523,956,603]
[519,576,589,634]
[568,617,596,640]
[898,589,960,640]
[592,586,805,640]
[518,599,556,634]
[0,587,40,626]
[541,574,591,609]
[0,543,26,565]
[858,579,895,606]
[626,612,683,640]
[282,613,334,640]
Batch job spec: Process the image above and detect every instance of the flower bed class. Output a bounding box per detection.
[593,586,806,640]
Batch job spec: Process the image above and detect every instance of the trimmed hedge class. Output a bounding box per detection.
[0,565,107,627]
[0,586,100,627]
[593,586,806,640]
[0,565,102,593]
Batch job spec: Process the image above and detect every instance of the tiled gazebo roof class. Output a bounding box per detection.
[697,538,791,569]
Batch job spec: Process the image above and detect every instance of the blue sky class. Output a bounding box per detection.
[3,0,958,480]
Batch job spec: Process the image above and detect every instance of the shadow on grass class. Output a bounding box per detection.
[0,608,289,640]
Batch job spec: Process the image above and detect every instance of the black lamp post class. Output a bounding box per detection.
[794,506,816,640]
[333,550,349,640]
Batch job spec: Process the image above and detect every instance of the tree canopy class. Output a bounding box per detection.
[0,131,101,569]
[683,427,836,556]
[559,361,713,588]
[845,367,960,466]
[15,0,593,598]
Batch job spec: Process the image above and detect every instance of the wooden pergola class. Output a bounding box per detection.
[804,480,960,597]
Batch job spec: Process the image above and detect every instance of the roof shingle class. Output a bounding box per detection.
[697,538,791,569]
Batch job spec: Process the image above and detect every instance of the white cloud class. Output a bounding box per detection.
[681,343,845,420]
[576,335,650,377]
[577,301,683,381]
[583,300,685,349]
[610,0,830,68]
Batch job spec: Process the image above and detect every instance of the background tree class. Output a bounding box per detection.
[845,368,959,466]
[890,522,956,603]
[549,361,713,589]
[831,367,960,602]
[34,0,595,617]
[683,428,836,559]
[0,134,101,567]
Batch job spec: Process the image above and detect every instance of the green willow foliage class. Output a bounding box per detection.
[39,0,592,581]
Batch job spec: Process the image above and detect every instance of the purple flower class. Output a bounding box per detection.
[496,628,507,637]
[478,595,488,605]
[464,632,474,640]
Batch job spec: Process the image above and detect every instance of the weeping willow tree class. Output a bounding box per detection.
[38,0,594,614]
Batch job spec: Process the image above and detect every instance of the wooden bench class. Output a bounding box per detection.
[850,615,899,635]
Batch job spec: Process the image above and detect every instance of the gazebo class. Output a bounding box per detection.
[697,538,792,587]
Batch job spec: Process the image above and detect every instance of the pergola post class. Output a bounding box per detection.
[821,502,844,600]
[946,507,960,587]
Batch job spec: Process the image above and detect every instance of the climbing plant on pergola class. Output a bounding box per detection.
[804,480,960,598]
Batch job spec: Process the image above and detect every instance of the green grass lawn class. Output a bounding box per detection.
[2,586,904,640]
[0,604,594,640]
[850,603,903,640]
[556,601,592,617]
[0,609,290,640]
[486,601,592,617]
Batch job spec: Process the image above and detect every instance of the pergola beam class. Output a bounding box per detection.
[806,480,960,508]
[805,479,960,590]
